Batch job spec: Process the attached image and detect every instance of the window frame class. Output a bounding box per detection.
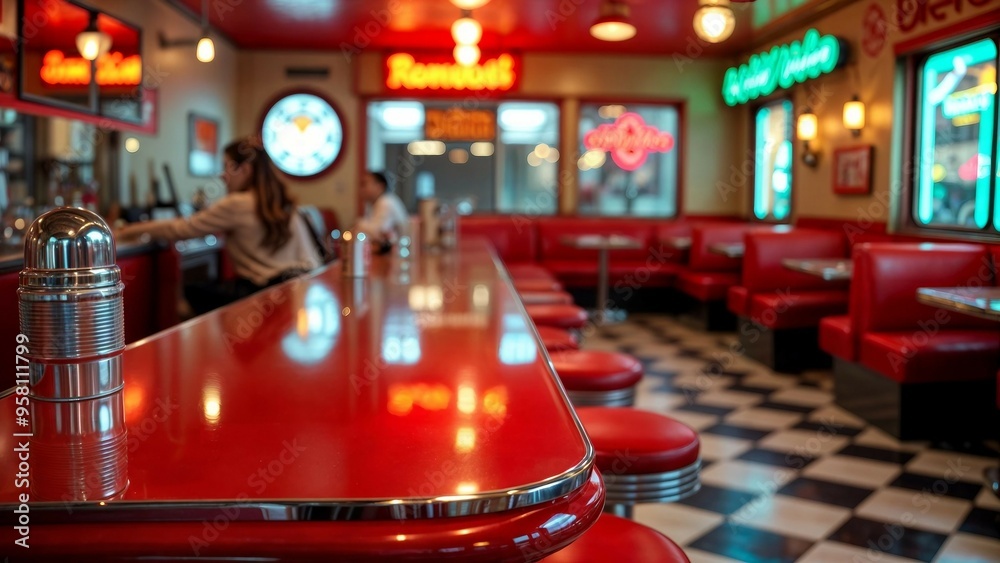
[575,96,686,219]
[896,25,1000,241]
[360,95,565,217]
[749,97,795,225]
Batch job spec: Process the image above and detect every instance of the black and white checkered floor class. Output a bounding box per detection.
[584,314,1000,563]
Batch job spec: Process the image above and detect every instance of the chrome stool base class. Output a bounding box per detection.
[567,387,636,407]
[602,459,702,518]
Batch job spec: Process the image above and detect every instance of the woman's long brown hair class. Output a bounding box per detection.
[224,139,294,251]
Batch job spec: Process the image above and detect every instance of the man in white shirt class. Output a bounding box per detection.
[356,171,409,252]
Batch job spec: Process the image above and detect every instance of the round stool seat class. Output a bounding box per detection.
[520,290,574,305]
[576,407,700,474]
[551,351,642,392]
[526,304,587,329]
[541,513,690,563]
[507,264,556,280]
[515,278,564,292]
[537,326,579,352]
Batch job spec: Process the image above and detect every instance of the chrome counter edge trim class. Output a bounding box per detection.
[0,458,597,523]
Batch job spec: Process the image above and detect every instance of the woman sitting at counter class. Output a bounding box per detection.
[118,138,321,313]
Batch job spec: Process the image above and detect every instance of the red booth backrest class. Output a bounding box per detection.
[458,215,539,264]
[742,229,848,292]
[687,223,754,271]
[853,243,996,333]
[535,218,654,262]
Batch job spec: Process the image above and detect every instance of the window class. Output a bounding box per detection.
[911,36,998,231]
[753,100,794,222]
[577,103,679,217]
[365,100,559,215]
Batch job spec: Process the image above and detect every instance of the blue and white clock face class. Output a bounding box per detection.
[262,93,343,177]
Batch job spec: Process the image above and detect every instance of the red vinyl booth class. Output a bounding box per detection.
[827,243,999,440]
[728,228,849,372]
[458,215,539,265]
[674,223,755,330]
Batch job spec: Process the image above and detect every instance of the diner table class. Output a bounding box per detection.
[782,258,853,281]
[0,238,604,560]
[662,236,691,251]
[914,286,1000,499]
[560,234,643,324]
[708,242,744,258]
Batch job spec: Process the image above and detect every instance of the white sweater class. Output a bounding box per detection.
[120,192,321,287]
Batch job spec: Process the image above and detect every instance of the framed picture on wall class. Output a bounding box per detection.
[833,145,873,195]
[188,113,219,177]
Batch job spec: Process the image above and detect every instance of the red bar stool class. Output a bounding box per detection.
[526,304,588,330]
[520,290,574,305]
[576,407,702,518]
[541,513,690,562]
[515,278,564,292]
[507,264,557,280]
[537,326,579,352]
[550,350,642,407]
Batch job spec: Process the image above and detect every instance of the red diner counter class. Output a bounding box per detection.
[0,239,604,561]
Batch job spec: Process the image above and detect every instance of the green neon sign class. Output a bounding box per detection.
[722,28,848,106]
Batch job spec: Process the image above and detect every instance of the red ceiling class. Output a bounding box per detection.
[21,0,141,53]
[170,0,755,56]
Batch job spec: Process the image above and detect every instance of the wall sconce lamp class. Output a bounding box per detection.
[797,109,819,167]
[76,10,112,61]
[159,0,214,63]
[843,96,865,137]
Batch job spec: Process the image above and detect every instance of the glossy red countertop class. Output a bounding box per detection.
[0,240,593,519]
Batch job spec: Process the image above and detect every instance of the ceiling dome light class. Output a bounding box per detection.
[454,44,481,66]
[693,0,736,44]
[451,17,482,45]
[76,12,111,61]
[450,0,490,8]
[590,1,636,42]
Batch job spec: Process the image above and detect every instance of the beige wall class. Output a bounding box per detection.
[741,0,999,224]
[250,50,746,223]
[236,51,358,224]
[91,0,240,205]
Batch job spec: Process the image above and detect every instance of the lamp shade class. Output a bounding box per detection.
[797,112,818,141]
[843,98,865,133]
[76,29,111,61]
[451,17,482,45]
[590,1,636,42]
[196,36,215,63]
[450,0,490,9]
[454,44,480,66]
[693,2,736,44]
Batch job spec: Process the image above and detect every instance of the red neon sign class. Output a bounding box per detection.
[385,53,516,92]
[40,50,141,87]
[583,112,674,171]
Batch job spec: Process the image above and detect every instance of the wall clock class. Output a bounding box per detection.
[261,92,344,177]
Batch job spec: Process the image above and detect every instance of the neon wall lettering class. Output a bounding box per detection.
[722,28,847,106]
[385,53,516,92]
[40,50,141,86]
[583,112,674,171]
[942,83,996,119]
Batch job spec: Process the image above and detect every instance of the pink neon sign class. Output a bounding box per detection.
[583,112,674,171]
